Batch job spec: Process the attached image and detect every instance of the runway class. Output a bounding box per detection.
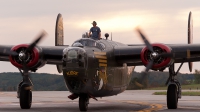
[1,90,200,112]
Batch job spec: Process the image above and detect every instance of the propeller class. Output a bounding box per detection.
[137,27,191,86]
[136,28,156,73]
[136,28,174,87]
[136,28,174,71]
[0,31,46,57]
[1,31,46,87]
[19,31,46,87]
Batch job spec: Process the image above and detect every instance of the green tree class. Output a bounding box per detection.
[194,69,200,84]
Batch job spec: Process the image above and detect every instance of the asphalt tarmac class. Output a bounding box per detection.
[1,90,200,112]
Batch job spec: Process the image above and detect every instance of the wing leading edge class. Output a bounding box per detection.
[0,45,67,70]
[114,44,200,70]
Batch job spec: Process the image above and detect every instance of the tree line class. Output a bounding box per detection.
[127,70,199,90]
[0,72,67,91]
[0,70,200,91]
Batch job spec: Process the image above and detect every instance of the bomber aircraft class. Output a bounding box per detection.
[0,12,196,111]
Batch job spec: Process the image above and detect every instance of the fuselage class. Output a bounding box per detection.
[62,38,135,97]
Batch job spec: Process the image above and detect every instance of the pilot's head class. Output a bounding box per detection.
[92,21,97,26]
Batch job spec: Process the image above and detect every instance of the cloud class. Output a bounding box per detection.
[1,1,200,74]
[69,10,168,33]
[175,8,200,27]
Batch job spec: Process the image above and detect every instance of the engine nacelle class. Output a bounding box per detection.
[140,43,174,70]
[9,44,46,71]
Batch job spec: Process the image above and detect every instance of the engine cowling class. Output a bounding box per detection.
[140,43,174,70]
[9,44,46,71]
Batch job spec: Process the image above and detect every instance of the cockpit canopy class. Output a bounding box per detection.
[72,42,84,48]
[72,38,105,50]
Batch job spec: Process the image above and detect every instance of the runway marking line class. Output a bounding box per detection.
[124,101,163,112]
[0,92,16,97]
[178,106,200,110]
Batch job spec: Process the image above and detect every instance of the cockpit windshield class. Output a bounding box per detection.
[72,39,96,47]
[72,38,105,50]
[81,40,96,46]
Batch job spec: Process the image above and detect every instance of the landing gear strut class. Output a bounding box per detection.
[79,94,89,111]
[166,63,183,109]
[17,69,33,109]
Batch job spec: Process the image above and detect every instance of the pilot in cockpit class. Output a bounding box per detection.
[89,21,101,40]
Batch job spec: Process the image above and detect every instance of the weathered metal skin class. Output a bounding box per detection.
[61,39,135,97]
[0,12,198,111]
[2,38,200,97]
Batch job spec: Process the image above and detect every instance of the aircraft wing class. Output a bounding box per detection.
[41,46,67,65]
[116,43,200,63]
[0,45,67,72]
[114,43,200,71]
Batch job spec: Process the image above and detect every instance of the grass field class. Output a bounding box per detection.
[153,91,200,96]
[148,84,200,90]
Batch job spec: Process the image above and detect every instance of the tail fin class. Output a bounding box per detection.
[55,13,64,73]
[188,11,193,72]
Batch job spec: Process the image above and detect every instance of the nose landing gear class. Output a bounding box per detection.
[79,94,89,111]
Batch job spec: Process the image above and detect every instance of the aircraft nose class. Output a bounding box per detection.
[62,47,87,92]
[63,48,85,68]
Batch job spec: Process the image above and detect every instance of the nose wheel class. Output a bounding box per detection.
[79,94,89,111]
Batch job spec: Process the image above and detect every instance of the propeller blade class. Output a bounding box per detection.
[140,60,154,87]
[0,48,18,56]
[22,59,29,74]
[136,28,154,52]
[140,71,150,88]
[135,28,155,88]
[145,60,154,72]
[26,31,47,53]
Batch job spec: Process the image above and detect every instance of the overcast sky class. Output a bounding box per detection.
[0,0,200,74]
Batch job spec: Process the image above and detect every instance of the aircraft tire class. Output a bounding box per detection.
[79,94,89,111]
[19,86,32,109]
[167,84,178,109]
